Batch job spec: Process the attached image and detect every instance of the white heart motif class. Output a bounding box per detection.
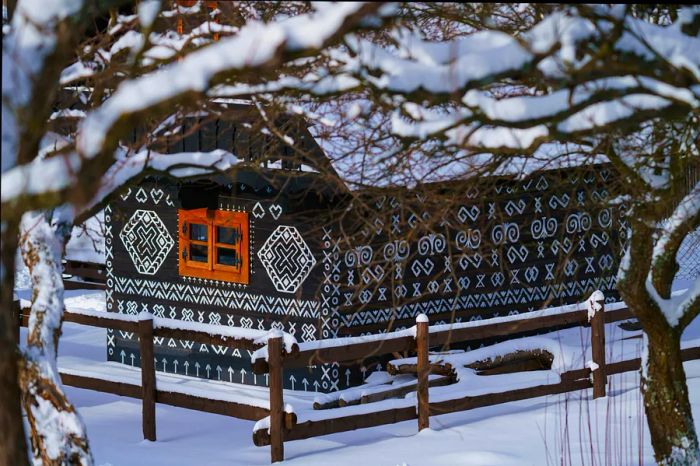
[269,204,283,220]
[151,188,164,204]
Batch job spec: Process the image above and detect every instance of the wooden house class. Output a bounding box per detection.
[106,104,622,392]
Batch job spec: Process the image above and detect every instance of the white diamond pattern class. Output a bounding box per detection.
[258,225,316,293]
[119,210,174,275]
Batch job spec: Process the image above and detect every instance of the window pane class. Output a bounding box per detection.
[189,223,208,242]
[217,226,240,245]
[217,247,239,267]
[190,244,208,262]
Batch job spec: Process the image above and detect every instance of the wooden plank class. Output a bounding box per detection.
[682,346,700,362]
[590,296,606,398]
[559,367,590,383]
[339,305,633,338]
[254,406,418,446]
[268,334,284,463]
[59,373,269,421]
[606,346,700,376]
[20,307,138,332]
[263,307,633,374]
[63,280,106,291]
[63,260,106,283]
[416,315,430,431]
[64,311,138,332]
[429,310,589,348]
[25,307,268,354]
[139,316,157,441]
[387,362,453,377]
[60,373,142,398]
[256,336,415,373]
[359,375,453,405]
[156,391,268,421]
[430,377,593,416]
[603,307,634,323]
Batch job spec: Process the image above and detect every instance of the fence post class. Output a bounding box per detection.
[416,314,430,431]
[588,291,606,399]
[138,311,156,441]
[268,330,284,463]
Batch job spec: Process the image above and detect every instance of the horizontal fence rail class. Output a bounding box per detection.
[18,291,698,465]
[250,293,700,464]
[62,260,107,290]
[15,304,296,440]
[251,301,633,373]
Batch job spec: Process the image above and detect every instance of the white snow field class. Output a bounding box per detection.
[14,288,700,466]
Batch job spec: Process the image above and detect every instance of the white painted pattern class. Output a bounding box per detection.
[119,209,174,275]
[258,225,317,293]
[113,276,320,318]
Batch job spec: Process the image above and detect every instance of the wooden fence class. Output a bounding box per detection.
[250,295,700,463]
[62,260,106,290]
[17,290,700,464]
[16,306,294,439]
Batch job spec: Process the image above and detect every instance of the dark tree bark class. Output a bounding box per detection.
[0,224,30,466]
[642,327,697,465]
[619,220,700,465]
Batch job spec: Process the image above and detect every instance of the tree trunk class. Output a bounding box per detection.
[0,312,30,466]
[0,226,30,466]
[19,213,92,465]
[642,329,699,465]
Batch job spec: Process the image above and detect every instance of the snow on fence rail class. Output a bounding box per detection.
[16,291,700,464]
[250,296,631,372]
[15,302,298,440]
[249,292,700,464]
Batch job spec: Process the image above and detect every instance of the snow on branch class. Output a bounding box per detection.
[87,148,241,212]
[349,7,699,95]
[77,2,386,160]
[647,181,700,328]
[653,181,700,268]
[0,2,387,216]
[335,5,700,155]
[2,0,86,173]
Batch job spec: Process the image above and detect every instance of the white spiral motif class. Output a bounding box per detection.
[358,246,373,264]
[455,229,481,250]
[566,212,592,234]
[383,240,410,262]
[418,233,446,255]
[344,246,373,267]
[491,222,520,245]
[344,250,356,267]
[530,217,558,239]
[598,209,612,228]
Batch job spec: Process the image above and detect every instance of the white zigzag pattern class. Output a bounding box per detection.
[114,276,320,318]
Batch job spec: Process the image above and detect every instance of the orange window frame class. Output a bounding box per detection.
[178,208,249,284]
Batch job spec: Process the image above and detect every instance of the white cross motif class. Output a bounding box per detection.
[119,210,173,275]
[258,225,317,293]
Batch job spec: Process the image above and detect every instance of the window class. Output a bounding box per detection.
[178,208,249,284]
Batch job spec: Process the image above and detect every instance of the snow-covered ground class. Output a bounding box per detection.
[15,287,700,466]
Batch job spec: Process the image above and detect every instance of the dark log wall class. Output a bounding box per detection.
[107,177,335,391]
[107,165,622,393]
[330,167,621,339]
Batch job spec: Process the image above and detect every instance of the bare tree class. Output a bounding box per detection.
[3,3,698,465]
[300,5,699,464]
[1,2,388,463]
